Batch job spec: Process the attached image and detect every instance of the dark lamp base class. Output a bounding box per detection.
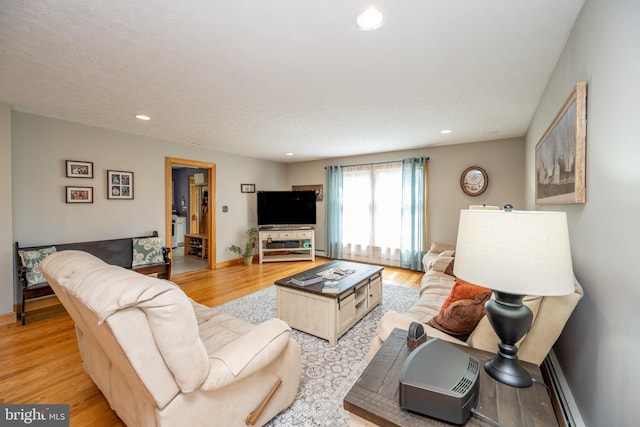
[485,355,533,388]
[484,291,534,388]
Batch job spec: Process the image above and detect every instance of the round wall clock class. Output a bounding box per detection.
[460,166,488,196]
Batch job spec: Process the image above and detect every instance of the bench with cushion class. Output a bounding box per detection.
[15,231,171,325]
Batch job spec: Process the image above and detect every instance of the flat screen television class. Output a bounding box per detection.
[257,191,316,226]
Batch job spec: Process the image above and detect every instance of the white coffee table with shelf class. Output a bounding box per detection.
[274,260,383,345]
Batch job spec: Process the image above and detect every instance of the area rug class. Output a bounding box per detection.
[215,283,419,427]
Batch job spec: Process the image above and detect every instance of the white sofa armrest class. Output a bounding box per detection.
[202,318,292,390]
[367,310,467,360]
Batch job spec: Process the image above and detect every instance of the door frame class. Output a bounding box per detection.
[165,157,216,271]
[189,175,200,234]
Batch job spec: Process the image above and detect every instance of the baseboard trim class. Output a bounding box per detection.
[216,256,255,269]
[13,295,61,313]
[542,350,585,427]
[0,311,16,327]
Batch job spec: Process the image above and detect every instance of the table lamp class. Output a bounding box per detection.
[453,207,575,387]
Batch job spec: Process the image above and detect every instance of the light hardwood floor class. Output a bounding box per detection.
[0,258,422,426]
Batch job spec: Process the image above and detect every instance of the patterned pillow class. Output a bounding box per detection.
[132,237,165,267]
[18,246,57,287]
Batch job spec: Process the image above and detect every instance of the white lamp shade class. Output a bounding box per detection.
[453,210,575,296]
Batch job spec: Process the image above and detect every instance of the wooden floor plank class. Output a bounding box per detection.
[0,258,422,426]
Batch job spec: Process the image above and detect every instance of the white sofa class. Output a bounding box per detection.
[368,242,583,366]
[40,250,301,427]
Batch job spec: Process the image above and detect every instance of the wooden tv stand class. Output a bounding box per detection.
[258,228,315,263]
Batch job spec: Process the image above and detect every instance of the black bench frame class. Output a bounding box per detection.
[15,231,171,325]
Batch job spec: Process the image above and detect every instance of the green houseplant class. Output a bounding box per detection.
[229,226,259,265]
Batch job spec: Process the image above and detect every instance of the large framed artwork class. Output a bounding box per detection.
[107,170,134,200]
[535,82,587,205]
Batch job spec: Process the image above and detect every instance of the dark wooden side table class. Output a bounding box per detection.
[344,328,558,427]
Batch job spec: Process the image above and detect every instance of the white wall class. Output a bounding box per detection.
[288,137,526,253]
[0,103,13,315]
[9,112,288,304]
[525,0,640,425]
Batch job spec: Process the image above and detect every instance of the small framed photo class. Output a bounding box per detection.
[66,160,94,178]
[107,170,134,200]
[241,184,256,193]
[66,186,93,203]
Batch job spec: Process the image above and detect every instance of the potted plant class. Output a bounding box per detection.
[229,226,259,265]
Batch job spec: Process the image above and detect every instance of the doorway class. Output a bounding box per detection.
[165,157,216,276]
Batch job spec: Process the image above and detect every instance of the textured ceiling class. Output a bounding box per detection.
[0,0,584,163]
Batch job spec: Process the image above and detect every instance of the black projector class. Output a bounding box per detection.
[399,338,480,425]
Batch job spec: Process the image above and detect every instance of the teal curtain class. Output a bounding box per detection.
[325,165,344,259]
[400,157,427,270]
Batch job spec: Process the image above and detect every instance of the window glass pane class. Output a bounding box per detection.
[373,165,402,250]
[341,162,402,265]
[343,167,371,246]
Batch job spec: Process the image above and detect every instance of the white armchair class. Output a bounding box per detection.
[41,250,301,427]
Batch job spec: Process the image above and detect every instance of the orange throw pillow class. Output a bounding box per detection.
[440,278,491,311]
[427,291,492,340]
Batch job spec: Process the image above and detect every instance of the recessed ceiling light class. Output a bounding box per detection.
[357,6,384,31]
[285,152,294,156]
[440,129,452,134]
[135,114,151,121]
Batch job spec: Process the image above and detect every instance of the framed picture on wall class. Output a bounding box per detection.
[240,184,255,193]
[65,160,93,178]
[292,184,324,201]
[66,186,93,203]
[107,170,134,200]
[535,82,587,204]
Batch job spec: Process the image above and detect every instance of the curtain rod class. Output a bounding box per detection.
[324,157,429,169]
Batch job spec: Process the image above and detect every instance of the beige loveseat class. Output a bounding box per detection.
[368,242,583,366]
[40,251,301,427]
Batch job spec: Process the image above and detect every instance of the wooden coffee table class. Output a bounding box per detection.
[274,260,383,345]
[344,328,559,426]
